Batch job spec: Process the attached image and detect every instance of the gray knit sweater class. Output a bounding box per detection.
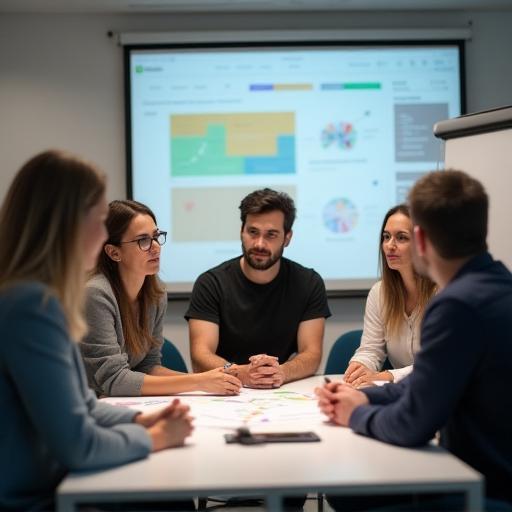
[80,273,167,396]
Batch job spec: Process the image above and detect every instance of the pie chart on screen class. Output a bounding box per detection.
[323,198,358,234]
[321,121,357,150]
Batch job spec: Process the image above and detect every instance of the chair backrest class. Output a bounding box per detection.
[324,329,363,375]
[161,338,188,373]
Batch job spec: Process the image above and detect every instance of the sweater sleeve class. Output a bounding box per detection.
[388,364,413,382]
[3,291,151,471]
[350,283,387,371]
[134,293,166,374]
[80,283,145,396]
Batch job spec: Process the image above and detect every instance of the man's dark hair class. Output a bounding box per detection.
[239,188,296,233]
[408,169,488,259]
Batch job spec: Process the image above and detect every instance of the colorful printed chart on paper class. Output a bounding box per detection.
[102,388,323,429]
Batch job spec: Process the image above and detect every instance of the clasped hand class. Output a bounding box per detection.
[315,380,369,427]
[234,353,285,389]
[135,398,195,452]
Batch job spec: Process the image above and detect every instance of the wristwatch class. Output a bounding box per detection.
[223,362,233,371]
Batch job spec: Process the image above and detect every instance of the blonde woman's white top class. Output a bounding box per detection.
[350,280,422,382]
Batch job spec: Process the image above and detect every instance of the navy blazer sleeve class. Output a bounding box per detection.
[349,298,484,447]
[360,377,410,404]
[4,290,151,470]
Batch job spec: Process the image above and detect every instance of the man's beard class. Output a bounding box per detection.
[242,243,285,271]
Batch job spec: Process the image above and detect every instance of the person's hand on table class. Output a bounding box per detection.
[269,366,285,388]
[315,381,369,427]
[198,367,242,395]
[315,380,342,422]
[344,361,394,388]
[141,399,194,451]
[134,398,186,427]
[248,363,285,388]
[248,354,284,388]
[134,406,163,429]
[228,354,284,389]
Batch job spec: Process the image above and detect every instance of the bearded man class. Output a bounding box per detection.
[186,188,331,389]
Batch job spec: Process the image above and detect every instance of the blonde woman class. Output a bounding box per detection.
[80,199,242,397]
[0,151,193,511]
[344,204,436,388]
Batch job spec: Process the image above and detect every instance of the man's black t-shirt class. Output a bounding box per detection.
[185,257,331,364]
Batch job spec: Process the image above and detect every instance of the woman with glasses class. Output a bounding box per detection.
[343,204,436,388]
[80,199,242,397]
[0,152,194,511]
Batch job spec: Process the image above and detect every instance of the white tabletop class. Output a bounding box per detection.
[57,375,483,511]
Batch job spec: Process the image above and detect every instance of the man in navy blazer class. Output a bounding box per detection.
[317,170,512,509]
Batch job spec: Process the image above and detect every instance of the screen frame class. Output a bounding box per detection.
[123,39,466,299]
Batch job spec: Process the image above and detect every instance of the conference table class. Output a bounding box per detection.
[57,375,483,511]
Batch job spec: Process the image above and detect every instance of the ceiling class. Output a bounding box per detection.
[1,0,511,13]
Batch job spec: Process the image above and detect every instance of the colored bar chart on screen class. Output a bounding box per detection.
[249,83,313,91]
[320,82,382,90]
[170,112,296,177]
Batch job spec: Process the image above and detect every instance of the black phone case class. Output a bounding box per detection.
[224,431,321,444]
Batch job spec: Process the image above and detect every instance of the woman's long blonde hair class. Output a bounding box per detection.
[0,150,106,341]
[379,204,436,337]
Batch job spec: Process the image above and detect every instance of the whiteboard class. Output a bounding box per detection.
[434,106,512,270]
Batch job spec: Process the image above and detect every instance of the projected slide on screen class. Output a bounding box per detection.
[128,43,462,292]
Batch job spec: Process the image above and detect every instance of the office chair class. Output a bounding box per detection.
[325,329,393,375]
[161,338,188,373]
[324,329,363,374]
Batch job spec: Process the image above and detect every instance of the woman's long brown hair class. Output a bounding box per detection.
[379,204,436,338]
[96,200,165,358]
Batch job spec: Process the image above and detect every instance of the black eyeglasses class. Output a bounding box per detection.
[119,230,167,252]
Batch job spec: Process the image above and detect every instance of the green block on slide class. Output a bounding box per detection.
[171,124,244,176]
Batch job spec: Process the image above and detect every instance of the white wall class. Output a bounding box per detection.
[1,9,511,371]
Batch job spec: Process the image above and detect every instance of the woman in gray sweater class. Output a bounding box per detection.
[80,199,242,397]
[0,151,193,511]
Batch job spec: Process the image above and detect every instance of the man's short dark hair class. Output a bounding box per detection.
[408,169,488,259]
[239,188,296,233]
